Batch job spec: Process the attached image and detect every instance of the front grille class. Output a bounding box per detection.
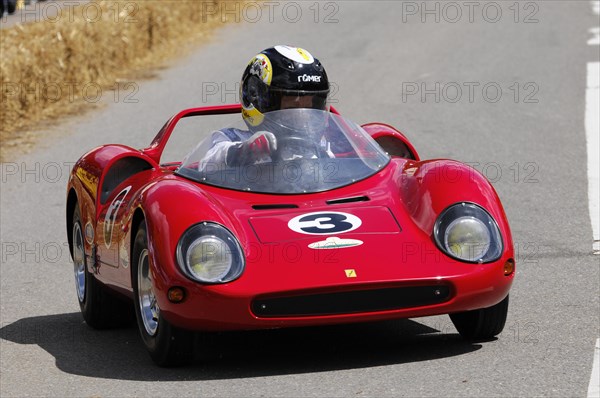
[251,285,451,317]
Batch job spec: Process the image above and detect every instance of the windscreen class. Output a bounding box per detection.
[176,109,390,194]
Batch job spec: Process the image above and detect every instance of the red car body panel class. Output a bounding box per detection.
[66,105,514,332]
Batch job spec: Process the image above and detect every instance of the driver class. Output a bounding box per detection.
[199,45,330,169]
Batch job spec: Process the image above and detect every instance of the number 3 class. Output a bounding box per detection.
[288,212,362,235]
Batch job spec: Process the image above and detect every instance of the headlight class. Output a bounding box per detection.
[176,222,245,283]
[433,202,503,263]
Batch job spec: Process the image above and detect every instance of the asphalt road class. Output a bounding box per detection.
[1,1,599,396]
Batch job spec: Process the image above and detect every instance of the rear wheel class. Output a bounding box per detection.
[132,220,194,366]
[450,295,509,341]
[72,205,131,328]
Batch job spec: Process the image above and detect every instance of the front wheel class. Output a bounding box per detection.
[132,220,194,366]
[450,295,509,341]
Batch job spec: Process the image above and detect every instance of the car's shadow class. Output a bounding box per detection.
[0,312,482,380]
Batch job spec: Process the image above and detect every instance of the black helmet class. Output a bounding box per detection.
[240,45,329,127]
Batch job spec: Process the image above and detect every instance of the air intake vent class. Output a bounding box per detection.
[252,204,299,210]
[326,195,370,205]
[252,285,451,317]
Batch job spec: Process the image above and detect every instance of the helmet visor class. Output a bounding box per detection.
[264,88,329,113]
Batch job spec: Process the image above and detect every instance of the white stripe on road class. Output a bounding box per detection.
[586,62,600,254]
[589,339,600,398]
[585,6,599,397]
[589,27,600,45]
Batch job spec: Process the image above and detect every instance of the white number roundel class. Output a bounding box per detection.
[288,211,362,235]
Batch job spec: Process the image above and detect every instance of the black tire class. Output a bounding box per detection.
[72,205,132,329]
[7,0,17,15]
[450,295,509,341]
[132,220,194,366]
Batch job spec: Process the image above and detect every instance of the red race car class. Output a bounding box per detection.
[66,104,514,366]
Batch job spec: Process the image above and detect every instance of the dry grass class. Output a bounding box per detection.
[0,0,237,161]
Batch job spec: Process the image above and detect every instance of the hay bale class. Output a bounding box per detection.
[0,0,239,160]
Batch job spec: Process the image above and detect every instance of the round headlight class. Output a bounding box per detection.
[434,203,503,263]
[177,222,245,283]
[444,217,491,262]
[187,236,232,282]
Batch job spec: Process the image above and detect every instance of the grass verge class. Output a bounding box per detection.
[0,0,236,161]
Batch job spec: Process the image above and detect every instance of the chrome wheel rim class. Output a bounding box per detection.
[73,222,86,303]
[138,249,159,336]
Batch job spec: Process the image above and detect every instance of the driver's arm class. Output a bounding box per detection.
[199,130,277,170]
[226,131,277,166]
[198,131,239,171]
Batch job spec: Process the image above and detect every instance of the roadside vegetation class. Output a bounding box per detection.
[0,0,233,161]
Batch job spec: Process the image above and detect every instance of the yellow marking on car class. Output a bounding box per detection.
[345,269,357,278]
